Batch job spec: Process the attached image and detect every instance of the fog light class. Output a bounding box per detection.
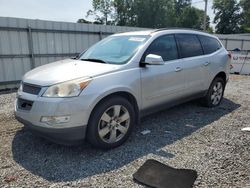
[40,116,70,125]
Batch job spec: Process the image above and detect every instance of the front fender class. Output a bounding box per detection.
[80,68,142,124]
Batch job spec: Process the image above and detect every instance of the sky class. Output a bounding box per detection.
[0,0,93,23]
[0,0,215,27]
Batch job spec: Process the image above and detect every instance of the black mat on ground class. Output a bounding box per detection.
[133,159,197,188]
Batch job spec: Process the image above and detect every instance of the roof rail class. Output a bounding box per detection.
[151,27,209,34]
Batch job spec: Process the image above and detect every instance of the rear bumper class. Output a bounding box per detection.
[15,116,87,145]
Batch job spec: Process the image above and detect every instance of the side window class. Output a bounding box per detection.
[145,35,178,61]
[198,35,222,54]
[175,34,203,58]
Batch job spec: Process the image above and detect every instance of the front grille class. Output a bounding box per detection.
[17,98,33,111]
[23,83,41,95]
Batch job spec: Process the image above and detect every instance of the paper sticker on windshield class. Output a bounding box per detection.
[128,37,146,42]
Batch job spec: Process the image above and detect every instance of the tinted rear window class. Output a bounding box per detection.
[175,34,203,58]
[198,35,222,54]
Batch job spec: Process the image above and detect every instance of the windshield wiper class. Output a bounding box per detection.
[80,58,109,64]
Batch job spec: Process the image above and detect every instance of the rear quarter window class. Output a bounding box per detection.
[175,34,203,58]
[198,35,222,55]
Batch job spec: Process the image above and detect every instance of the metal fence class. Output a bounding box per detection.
[218,36,250,51]
[0,17,250,90]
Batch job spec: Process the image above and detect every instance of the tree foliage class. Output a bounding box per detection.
[86,0,115,25]
[240,0,250,32]
[113,0,176,28]
[177,7,211,31]
[213,0,242,34]
[83,0,212,31]
[174,0,191,15]
[113,0,136,26]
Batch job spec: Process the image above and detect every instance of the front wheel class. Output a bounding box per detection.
[87,96,135,149]
[202,77,225,107]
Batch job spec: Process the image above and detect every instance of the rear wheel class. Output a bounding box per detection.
[202,77,225,107]
[87,96,135,149]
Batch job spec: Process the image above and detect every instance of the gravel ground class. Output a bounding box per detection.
[0,75,249,188]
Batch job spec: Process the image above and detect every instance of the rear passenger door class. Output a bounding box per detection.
[175,34,206,95]
[198,35,223,88]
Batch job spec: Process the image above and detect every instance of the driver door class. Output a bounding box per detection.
[140,34,186,109]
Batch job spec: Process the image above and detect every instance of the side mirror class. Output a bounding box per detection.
[143,54,164,65]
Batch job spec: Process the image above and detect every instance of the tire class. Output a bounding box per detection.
[87,96,135,149]
[202,77,226,107]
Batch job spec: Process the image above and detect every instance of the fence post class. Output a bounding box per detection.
[99,31,103,40]
[225,39,228,50]
[27,26,35,69]
[241,40,244,50]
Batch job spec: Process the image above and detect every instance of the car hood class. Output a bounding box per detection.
[23,59,120,86]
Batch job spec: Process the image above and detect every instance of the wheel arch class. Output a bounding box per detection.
[214,71,227,84]
[88,91,140,126]
[204,71,227,97]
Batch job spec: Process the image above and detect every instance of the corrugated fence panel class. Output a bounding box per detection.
[243,41,250,51]
[0,17,32,88]
[220,39,226,47]
[1,17,250,90]
[227,40,243,51]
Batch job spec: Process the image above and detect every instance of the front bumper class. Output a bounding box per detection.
[16,116,87,145]
[14,90,94,145]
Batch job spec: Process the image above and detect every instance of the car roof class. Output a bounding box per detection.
[113,30,154,36]
[113,28,217,39]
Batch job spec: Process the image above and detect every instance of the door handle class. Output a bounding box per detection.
[203,62,211,66]
[175,67,183,72]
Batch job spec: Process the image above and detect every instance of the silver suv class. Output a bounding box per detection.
[15,29,230,149]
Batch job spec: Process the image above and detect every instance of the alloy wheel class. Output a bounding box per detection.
[211,82,223,105]
[98,105,130,144]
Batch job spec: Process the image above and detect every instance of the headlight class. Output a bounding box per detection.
[42,78,91,98]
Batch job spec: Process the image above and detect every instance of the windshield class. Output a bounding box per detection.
[79,35,150,64]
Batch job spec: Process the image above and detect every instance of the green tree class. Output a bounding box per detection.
[213,0,242,34]
[173,1,212,31]
[240,0,250,32]
[113,0,137,26]
[177,7,204,29]
[174,0,191,15]
[133,0,176,28]
[113,0,197,28]
[113,0,176,28]
[86,0,115,25]
[85,0,211,30]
